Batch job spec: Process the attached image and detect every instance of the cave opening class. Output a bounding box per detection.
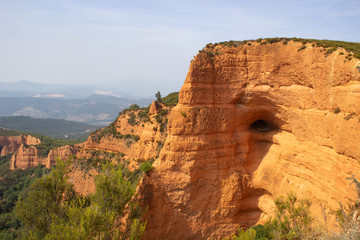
[250,119,273,132]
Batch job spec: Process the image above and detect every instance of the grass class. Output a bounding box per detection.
[205,38,360,59]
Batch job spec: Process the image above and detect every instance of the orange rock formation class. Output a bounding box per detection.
[47,145,77,168]
[139,41,360,239]
[0,134,40,156]
[10,144,45,169]
[72,107,171,194]
[10,144,76,170]
[149,100,161,115]
[81,108,169,169]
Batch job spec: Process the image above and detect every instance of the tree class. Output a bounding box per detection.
[15,159,77,238]
[129,104,139,110]
[15,159,147,240]
[155,91,161,102]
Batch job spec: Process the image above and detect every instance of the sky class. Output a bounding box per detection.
[1,0,359,97]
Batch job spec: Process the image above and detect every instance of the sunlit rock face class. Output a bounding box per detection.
[0,134,40,156]
[138,41,360,239]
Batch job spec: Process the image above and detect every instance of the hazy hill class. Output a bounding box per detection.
[0,95,152,126]
[0,80,98,99]
[0,116,99,139]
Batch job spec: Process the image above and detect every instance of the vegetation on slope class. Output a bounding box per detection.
[0,154,50,239]
[29,133,81,157]
[0,128,21,137]
[74,148,154,185]
[90,91,178,143]
[205,38,360,60]
[225,177,360,240]
[160,92,179,107]
[0,116,99,140]
[12,158,147,240]
[0,127,81,158]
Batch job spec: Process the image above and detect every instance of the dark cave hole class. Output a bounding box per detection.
[250,120,273,132]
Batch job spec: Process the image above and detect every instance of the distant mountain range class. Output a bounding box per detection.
[0,80,138,99]
[0,81,153,125]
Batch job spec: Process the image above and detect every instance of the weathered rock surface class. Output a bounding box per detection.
[47,145,77,168]
[10,144,76,170]
[10,144,46,169]
[72,107,171,194]
[81,108,169,170]
[139,41,360,239]
[0,134,40,156]
[149,100,161,115]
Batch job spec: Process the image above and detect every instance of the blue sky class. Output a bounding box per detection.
[1,0,359,97]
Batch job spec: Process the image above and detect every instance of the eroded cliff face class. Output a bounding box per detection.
[70,104,171,195]
[10,144,45,169]
[139,41,360,239]
[0,134,40,156]
[47,145,77,168]
[10,144,76,170]
[78,105,170,170]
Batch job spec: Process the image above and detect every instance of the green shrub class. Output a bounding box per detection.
[129,104,140,110]
[132,135,140,142]
[155,114,163,124]
[128,113,137,126]
[0,155,50,238]
[15,160,147,240]
[206,51,215,57]
[215,38,360,59]
[298,45,306,51]
[159,109,168,116]
[139,159,154,173]
[31,134,80,157]
[226,193,313,240]
[159,122,166,133]
[333,107,341,114]
[180,111,187,117]
[325,47,337,56]
[137,109,150,123]
[126,139,133,147]
[155,91,162,102]
[335,176,360,239]
[230,228,256,240]
[161,92,179,106]
[344,112,356,120]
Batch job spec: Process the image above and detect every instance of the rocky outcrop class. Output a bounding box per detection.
[47,145,77,168]
[139,40,360,239]
[24,134,41,146]
[10,143,76,170]
[0,134,41,156]
[1,144,11,156]
[149,101,161,115]
[72,107,172,194]
[81,107,170,170]
[10,144,46,169]
[0,136,21,156]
